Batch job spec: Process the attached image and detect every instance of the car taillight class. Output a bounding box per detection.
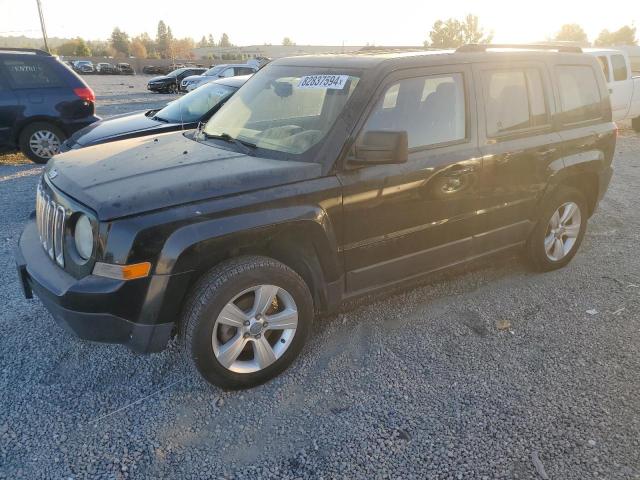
[73,87,95,103]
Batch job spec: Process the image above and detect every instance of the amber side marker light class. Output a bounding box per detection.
[93,262,152,280]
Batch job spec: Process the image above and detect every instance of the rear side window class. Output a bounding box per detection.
[556,65,602,124]
[597,56,610,81]
[236,67,255,75]
[2,58,63,88]
[611,55,628,81]
[363,73,466,149]
[482,68,549,137]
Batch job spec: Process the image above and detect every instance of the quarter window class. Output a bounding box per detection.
[556,65,602,124]
[482,68,549,137]
[363,73,466,149]
[611,55,628,81]
[1,58,63,88]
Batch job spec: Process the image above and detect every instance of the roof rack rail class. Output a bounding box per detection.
[456,43,583,53]
[0,47,51,56]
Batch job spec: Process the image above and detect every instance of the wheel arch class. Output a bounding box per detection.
[156,205,344,314]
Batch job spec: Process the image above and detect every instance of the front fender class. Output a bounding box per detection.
[154,204,342,282]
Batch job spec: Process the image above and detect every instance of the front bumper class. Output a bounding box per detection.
[16,219,175,353]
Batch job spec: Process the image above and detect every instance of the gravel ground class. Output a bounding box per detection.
[87,74,177,118]
[1,84,640,478]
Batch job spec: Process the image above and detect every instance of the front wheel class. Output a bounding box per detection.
[526,186,588,272]
[180,256,313,390]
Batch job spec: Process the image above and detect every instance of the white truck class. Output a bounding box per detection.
[585,48,640,131]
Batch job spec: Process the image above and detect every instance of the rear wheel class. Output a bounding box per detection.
[526,186,588,271]
[18,122,66,164]
[180,256,313,390]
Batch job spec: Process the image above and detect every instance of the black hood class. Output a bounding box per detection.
[67,111,178,147]
[46,131,322,221]
[148,75,174,83]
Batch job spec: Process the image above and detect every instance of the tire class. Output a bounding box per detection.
[180,256,314,390]
[526,186,588,272]
[632,116,640,133]
[168,83,178,94]
[18,122,66,164]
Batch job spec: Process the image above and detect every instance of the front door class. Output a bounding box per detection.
[338,65,482,295]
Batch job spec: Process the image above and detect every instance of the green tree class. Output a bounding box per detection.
[156,20,170,58]
[198,35,208,48]
[425,14,492,48]
[208,34,215,46]
[282,37,295,46]
[219,33,231,47]
[595,25,638,46]
[110,27,130,56]
[74,37,91,56]
[554,24,588,44]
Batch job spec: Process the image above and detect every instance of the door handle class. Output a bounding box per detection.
[444,165,476,177]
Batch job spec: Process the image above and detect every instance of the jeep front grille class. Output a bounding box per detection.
[36,181,66,267]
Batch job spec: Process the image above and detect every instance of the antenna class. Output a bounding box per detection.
[35,0,50,53]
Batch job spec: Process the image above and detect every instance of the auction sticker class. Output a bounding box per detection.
[297,75,349,89]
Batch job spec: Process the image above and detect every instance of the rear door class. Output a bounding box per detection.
[338,65,483,295]
[473,60,564,246]
[0,66,20,148]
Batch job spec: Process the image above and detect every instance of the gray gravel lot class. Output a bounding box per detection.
[1,78,640,478]
[90,74,178,118]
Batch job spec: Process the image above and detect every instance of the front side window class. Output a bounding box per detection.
[155,83,237,123]
[204,66,361,156]
[482,68,549,137]
[221,68,235,78]
[2,58,63,88]
[556,65,602,124]
[362,73,466,149]
[611,55,628,81]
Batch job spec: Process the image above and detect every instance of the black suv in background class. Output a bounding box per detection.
[17,45,615,389]
[0,48,99,163]
[147,67,207,93]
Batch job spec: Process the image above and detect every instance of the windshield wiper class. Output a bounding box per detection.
[204,132,257,155]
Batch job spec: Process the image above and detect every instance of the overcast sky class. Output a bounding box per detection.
[2,0,638,45]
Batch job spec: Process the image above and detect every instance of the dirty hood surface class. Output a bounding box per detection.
[46,131,322,220]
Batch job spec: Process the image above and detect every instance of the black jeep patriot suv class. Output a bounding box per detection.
[16,45,615,389]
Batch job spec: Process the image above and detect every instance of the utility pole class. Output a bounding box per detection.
[35,0,50,53]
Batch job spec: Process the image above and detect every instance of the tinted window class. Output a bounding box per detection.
[597,56,610,81]
[611,55,628,81]
[2,58,63,88]
[236,67,255,75]
[556,65,602,123]
[482,69,548,136]
[363,73,466,149]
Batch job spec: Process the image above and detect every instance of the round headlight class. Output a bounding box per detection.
[74,214,94,261]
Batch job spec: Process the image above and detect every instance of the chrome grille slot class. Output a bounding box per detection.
[35,181,66,267]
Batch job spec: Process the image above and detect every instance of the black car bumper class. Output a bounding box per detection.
[16,219,175,353]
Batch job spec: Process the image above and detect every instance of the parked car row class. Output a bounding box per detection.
[13,44,621,390]
[68,60,135,75]
[142,63,206,75]
[147,62,259,94]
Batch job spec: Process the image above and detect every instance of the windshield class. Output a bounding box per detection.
[203,66,360,156]
[204,66,225,76]
[167,68,188,77]
[155,82,237,123]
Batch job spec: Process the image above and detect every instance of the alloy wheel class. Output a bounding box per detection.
[29,130,61,159]
[544,201,581,261]
[212,284,298,373]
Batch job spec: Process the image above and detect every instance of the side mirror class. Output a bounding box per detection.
[350,131,408,165]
